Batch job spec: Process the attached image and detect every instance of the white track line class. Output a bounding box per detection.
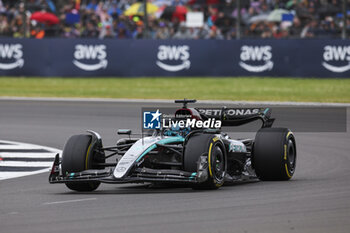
[0,140,61,181]
[0,96,349,107]
[0,152,57,158]
[0,140,60,153]
[0,161,54,167]
[43,198,97,205]
[0,145,53,150]
[0,168,51,181]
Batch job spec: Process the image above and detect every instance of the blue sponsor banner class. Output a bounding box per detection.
[0,39,349,77]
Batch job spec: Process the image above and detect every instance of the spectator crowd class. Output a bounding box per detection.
[0,0,349,39]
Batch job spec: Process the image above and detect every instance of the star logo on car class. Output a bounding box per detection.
[116,167,126,172]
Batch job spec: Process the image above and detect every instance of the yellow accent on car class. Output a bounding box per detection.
[285,163,292,178]
[212,137,219,142]
[286,131,293,139]
[208,143,213,177]
[85,143,92,170]
[284,144,287,160]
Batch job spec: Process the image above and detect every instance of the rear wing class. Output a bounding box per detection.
[196,107,274,128]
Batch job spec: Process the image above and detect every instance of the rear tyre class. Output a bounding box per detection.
[184,134,226,189]
[253,128,296,181]
[62,134,101,191]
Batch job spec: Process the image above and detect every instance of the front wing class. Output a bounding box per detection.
[49,154,198,184]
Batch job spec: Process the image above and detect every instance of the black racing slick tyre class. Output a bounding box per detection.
[253,128,296,181]
[61,134,101,191]
[184,134,226,189]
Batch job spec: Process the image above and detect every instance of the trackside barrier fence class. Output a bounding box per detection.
[0,39,349,77]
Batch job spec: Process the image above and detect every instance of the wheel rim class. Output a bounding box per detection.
[212,146,225,181]
[287,139,296,171]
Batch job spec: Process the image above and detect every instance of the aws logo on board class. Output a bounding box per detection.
[156,45,190,72]
[0,44,24,70]
[73,44,107,71]
[239,45,273,73]
[322,46,350,73]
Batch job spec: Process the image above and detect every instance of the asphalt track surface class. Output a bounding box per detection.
[0,99,349,233]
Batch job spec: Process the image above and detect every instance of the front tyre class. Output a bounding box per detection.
[61,134,101,191]
[184,134,226,189]
[253,128,296,181]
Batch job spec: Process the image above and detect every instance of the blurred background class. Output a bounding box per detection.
[0,0,349,40]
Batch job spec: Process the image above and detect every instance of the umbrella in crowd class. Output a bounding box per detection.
[267,9,289,22]
[30,11,59,25]
[158,6,188,21]
[124,2,159,16]
[248,13,269,24]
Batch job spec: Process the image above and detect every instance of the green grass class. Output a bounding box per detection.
[1,77,350,103]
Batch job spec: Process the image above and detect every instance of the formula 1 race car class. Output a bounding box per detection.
[49,99,296,191]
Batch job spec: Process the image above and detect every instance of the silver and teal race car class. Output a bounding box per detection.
[49,99,296,191]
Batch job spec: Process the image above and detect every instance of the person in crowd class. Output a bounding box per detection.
[0,0,347,39]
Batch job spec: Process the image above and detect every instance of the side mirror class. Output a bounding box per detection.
[117,129,132,135]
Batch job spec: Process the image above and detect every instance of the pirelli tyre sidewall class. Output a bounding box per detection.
[61,134,101,192]
[253,128,296,181]
[184,134,227,189]
[207,136,227,188]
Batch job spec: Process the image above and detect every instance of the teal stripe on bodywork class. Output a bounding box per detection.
[263,108,270,115]
[136,144,157,162]
[189,172,197,180]
[136,137,184,162]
